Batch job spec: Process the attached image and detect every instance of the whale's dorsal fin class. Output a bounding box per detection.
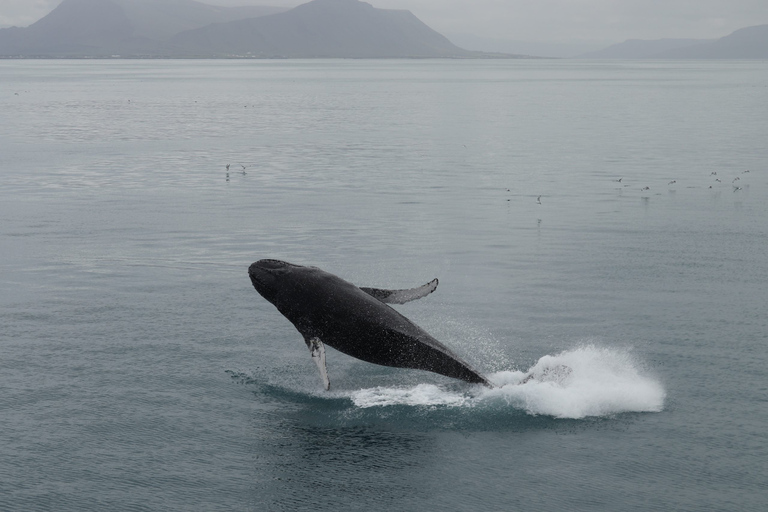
[360,278,438,305]
[305,336,330,390]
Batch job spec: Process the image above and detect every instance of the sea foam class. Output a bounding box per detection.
[348,345,665,419]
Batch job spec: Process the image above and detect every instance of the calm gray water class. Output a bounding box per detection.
[1,59,767,511]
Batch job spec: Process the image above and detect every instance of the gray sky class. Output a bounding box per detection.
[2,0,768,44]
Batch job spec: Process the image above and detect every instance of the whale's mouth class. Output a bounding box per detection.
[248,271,266,288]
[249,261,278,297]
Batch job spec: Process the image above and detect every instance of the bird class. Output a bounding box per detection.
[668,180,676,185]
[743,169,750,173]
[733,177,740,183]
[537,195,542,204]
[711,172,718,176]
[715,179,722,182]
[614,178,623,183]
[733,186,743,192]
[641,186,650,191]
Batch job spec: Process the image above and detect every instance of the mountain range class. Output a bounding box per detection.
[0,0,495,58]
[2,0,766,59]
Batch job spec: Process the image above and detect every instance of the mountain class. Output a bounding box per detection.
[657,25,768,59]
[166,0,479,58]
[0,0,139,56]
[0,0,496,59]
[575,38,715,59]
[0,0,287,57]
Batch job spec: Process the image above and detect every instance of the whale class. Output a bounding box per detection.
[248,259,493,390]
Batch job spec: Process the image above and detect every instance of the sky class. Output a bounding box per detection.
[2,0,768,44]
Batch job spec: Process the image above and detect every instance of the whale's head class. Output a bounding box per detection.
[248,259,303,303]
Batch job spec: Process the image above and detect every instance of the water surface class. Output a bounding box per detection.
[1,59,767,511]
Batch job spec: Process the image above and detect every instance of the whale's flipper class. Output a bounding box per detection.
[306,337,330,390]
[360,278,438,305]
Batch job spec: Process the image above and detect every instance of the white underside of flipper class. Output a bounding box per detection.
[360,278,438,304]
[308,337,330,390]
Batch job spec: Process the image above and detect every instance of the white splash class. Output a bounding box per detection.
[351,383,468,408]
[347,345,666,419]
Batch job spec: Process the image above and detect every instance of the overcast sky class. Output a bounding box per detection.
[2,0,768,44]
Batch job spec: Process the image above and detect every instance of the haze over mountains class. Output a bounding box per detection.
[1,0,766,59]
[0,0,487,58]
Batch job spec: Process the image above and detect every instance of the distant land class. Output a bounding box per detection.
[3,0,766,60]
[0,0,288,57]
[446,33,606,59]
[0,0,525,59]
[577,24,768,59]
[576,38,716,59]
[168,0,482,58]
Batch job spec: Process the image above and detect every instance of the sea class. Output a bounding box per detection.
[1,59,766,511]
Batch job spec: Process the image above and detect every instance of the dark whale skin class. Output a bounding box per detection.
[249,259,492,386]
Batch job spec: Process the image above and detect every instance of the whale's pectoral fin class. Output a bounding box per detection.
[305,337,330,391]
[360,278,438,305]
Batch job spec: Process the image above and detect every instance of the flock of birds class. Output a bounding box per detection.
[620,169,753,196]
[501,168,755,205]
[224,161,755,201]
[224,163,249,182]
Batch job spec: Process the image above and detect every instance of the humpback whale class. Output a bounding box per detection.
[248,259,493,390]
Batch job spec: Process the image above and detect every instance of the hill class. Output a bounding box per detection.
[657,24,768,59]
[576,38,714,59]
[0,0,286,57]
[166,0,479,58]
[577,24,768,59]
[0,0,504,59]
[0,0,140,56]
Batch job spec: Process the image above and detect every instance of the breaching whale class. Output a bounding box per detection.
[248,259,493,390]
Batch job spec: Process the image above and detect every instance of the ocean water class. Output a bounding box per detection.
[1,59,766,511]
